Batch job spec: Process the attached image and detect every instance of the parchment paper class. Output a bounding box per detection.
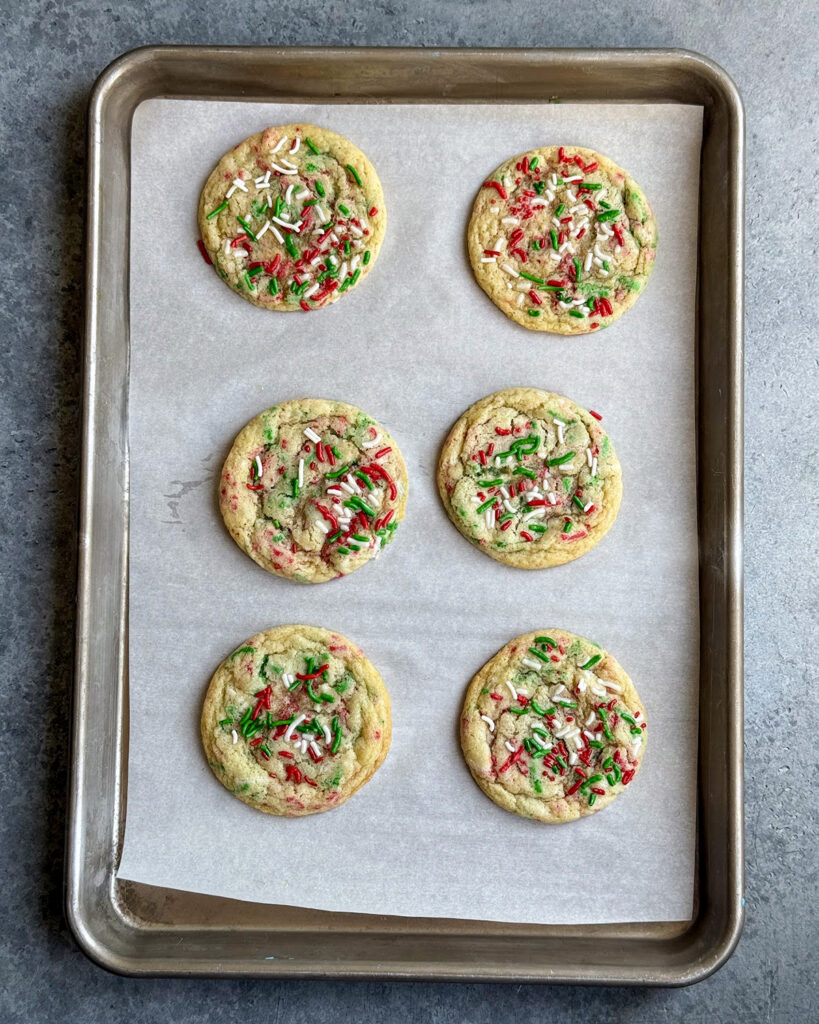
[118,99,702,924]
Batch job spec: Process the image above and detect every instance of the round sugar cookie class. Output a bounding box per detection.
[220,398,408,584]
[437,388,621,568]
[202,625,392,816]
[468,145,657,332]
[460,629,646,823]
[198,124,385,310]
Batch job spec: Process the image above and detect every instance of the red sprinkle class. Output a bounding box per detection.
[196,239,212,265]
[299,300,310,312]
[483,180,508,199]
[489,692,504,701]
[278,751,293,759]
[520,531,534,542]
[374,447,392,459]
[529,290,542,306]
[584,161,599,173]
[285,765,303,783]
[576,228,586,240]
[369,206,378,217]
[296,664,329,680]
[495,427,512,436]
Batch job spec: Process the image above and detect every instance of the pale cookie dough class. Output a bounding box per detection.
[437,388,621,568]
[198,124,385,310]
[220,398,408,584]
[468,145,657,333]
[202,625,392,816]
[460,629,646,823]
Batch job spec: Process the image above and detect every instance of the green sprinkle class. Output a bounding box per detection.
[259,654,270,680]
[338,203,350,216]
[589,740,604,749]
[582,182,603,190]
[237,216,257,241]
[218,718,233,727]
[597,707,614,741]
[306,681,320,702]
[581,773,604,791]
[527,309,541,317]
[533,181,545,194]
[547,452,575,466]
[230,646,255,660]
[268,278,279,296]
[532,240,541,250]
[562,521,573,533]
[510,706,529,715]
[347,543,360,552]
[557,700,578,708]
[303,199,318,206]
[569,310,584,318]
[285,233,298,259]
[320,693,335,703]
[530,700,547,716]
[247,265,263,279]
[315,180,326,198]
[513,466,536,479]
[478,477,504,487]
[550,229,558,251]
[555,755,568,772]
[350,268,361,286]
[344,239,351,256]
[305,137,320,155]
[206,201,228,219]
[573,257,581,283]
[535,636,556,648]
[538,284,563,291]
[603,260,609,271]
[588,793,597,806]
[326,464,350,480]
[354,470,374,490]
[328,530,343,542]
[530,523,547,533]
[346,164,362,186]
[274,196,284,217]
[519,270,545,285]
[572,494,585,510]
[533,779,542,794]
[555,203,565,216]
[291,477,300,498]
[579,654,602,670]
[363,250,371,265]
[529,156,538,169]
[476,497,496,514]
[331,716,342,753]
[271,717,295,727]
[497,513,515,524]
[597,208,620,222]
[532,726,550,739]
[243,272,254,291]
[345,496,375,517]
[528,647,549,663]
[351,533,368,542]
[336,546,350,555]
[600,199,611,209]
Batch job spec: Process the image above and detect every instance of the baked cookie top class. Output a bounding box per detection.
[202,625,392,817]
[198,124,385,311]
[467,145,657,333]
[437,388,621,569]
[220,399,408,584]
[460,629,646,823]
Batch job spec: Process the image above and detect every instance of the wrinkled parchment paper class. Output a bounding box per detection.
[118,99,702,923]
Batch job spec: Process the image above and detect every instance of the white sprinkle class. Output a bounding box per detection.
[271,162,296,175]
[271,135,287,153]
[592,457,598,477]
[554,419,565,444]
[285,714,306,741]
[558,241,572,254]
[271,225,285,244]
[295,188,310,201]
[584,251,593,272]
[362,433,382,449]
[256,220,271,239]
[309,740,322,758]
[599,269,609,276]
[232,177,248,192]
[481,257,497,263]
[349,224,364,238]
[521,658,542,672]
[303,283,320,299]
[503,499,515,514]
[330,231,339,243]
[568,752,578,765]
[485,507,496,529]
[493,236,507,251]
[480,714,495,732]
[554,725,570,738]
[615,245,623,254]
[603,679,624,693]
[545,189,555,202]
[551,216,562,228]
[298,459,304,487]
[501,217,520,225]
[271,215,303,232]
[315,519,330,534]
[524,508,545,522]
[322,723,332,745]
[585,712,597,727]
[309,255,323,267]
[583,501,593,513]
[326,487,343,497]
[225,185,237,199]
[516,293,525,307]
[548,492,557,505]
[564,175,582,183]
[566,190,578,203]
[345,474,362,493]
[594,256,604,268]
[470,495,482,504]
[590,682,606,697]
[632,737,643,755]
[500,262,519,278]
[505,680,518,700]
[577,677,587,693]
[339,481,356,495]
[304,426,321,443]
[224,240,231,255]
[338,261,348,280]
[350,255,360,272]
[530,197,548,207]
[254,455,263,479]
[500,486,510,500]
[300,739,308,754]
[505,740,517,753]
[290,137,301,154]
[586,447,593,467]
[232,729,238,745]
[285,184,294,204]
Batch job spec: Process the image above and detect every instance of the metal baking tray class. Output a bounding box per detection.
[68,46,744,984]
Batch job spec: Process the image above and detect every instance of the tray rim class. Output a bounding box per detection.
[68,44,744,985]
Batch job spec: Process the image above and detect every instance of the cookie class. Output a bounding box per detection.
[202,625,392,816]
[460,629,646,823]
[437,388,621,568]
[220,399,408,583]
[468,145,657,333]
[198,125,385,310]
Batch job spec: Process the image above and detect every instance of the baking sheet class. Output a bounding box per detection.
[117,99,702,924]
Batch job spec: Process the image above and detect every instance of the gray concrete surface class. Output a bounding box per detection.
[1,1,816,1021]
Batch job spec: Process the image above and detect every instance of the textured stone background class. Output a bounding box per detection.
[0,2,816,1021]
